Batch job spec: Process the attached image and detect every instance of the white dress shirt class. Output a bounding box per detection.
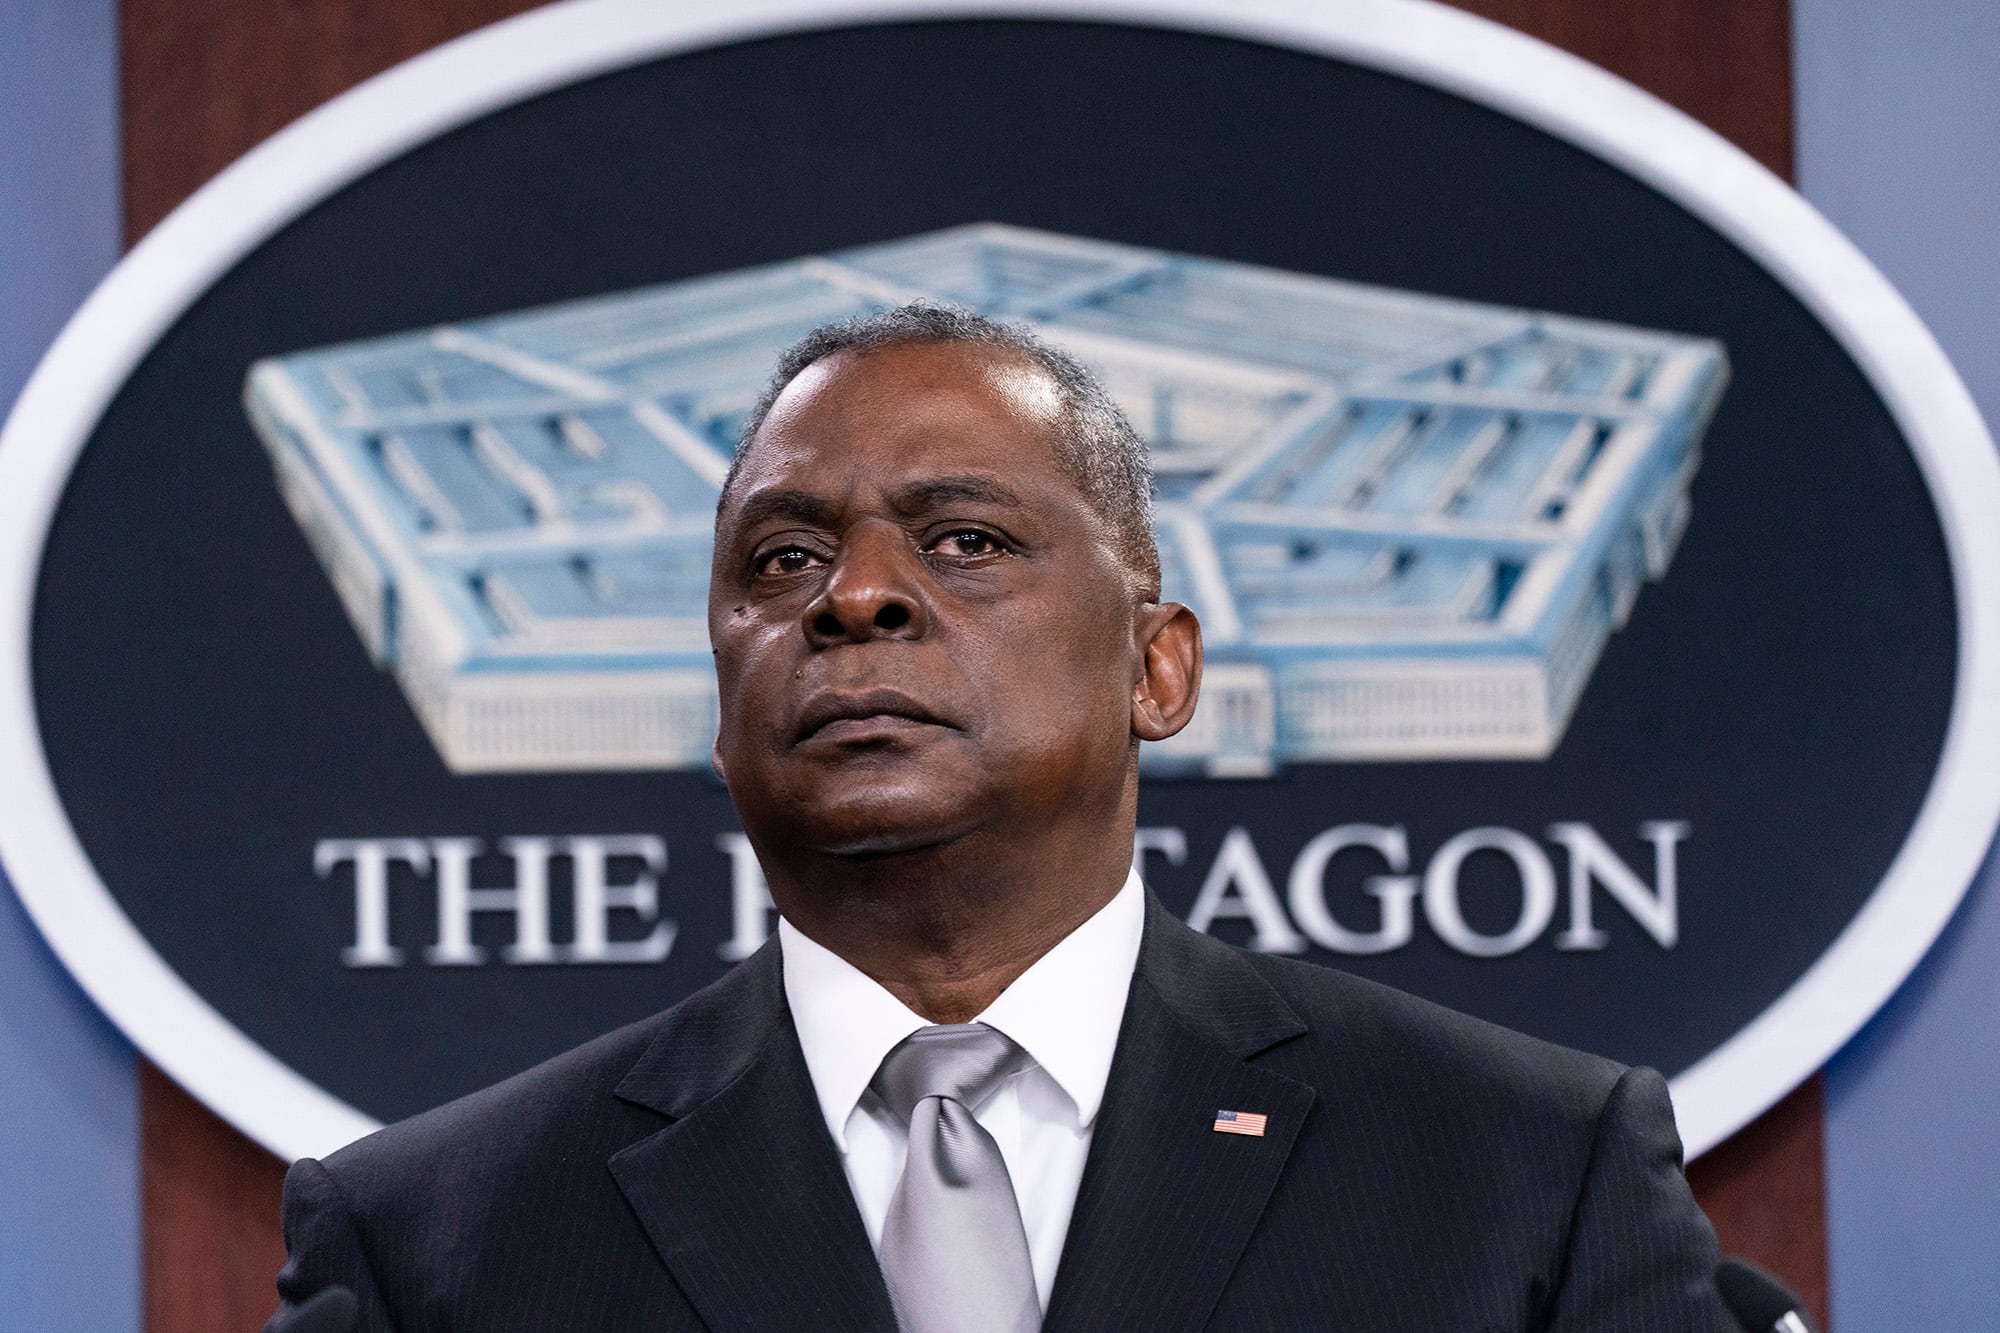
[779,870,1145,1312]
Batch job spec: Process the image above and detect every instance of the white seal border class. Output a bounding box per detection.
[2,0,1994,1162]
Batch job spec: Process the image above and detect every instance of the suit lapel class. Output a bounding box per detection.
[609,944,895,1332]
[1043,897,1315,1333]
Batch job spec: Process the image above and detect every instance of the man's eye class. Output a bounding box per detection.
[757,546,823,575]
[935,529,1000,558]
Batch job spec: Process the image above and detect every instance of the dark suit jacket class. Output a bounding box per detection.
[269,896,1732,1331]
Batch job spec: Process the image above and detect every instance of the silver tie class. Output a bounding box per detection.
[871,1023,1041,1333]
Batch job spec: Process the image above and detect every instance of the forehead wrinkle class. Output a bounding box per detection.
[725,486,841,535]
[887,475,1025,517]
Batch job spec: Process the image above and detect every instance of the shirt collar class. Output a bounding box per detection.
[973,869,1143,1129]
[780,869,1145,1150]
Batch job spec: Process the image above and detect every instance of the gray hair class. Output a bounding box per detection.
[724,303,1161,597]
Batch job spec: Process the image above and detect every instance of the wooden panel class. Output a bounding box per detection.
[120,0,543,243]
[122,0,1818,1328]
[120,0,1795,244]
[141,1063,288,1333]
[1449,0,1795,178]
[1690,1075,1831,1327]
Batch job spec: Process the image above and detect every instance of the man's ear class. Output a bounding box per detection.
[709,736,729,786]
[1131,601,1203,742]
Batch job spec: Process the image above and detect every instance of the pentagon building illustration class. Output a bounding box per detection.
[244,224,1727,777]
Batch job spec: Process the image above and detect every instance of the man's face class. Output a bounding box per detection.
[709,341,1148,863]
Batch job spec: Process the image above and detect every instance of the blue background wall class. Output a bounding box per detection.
[0,0,1993,1324]
[1798,1,2000,1325]
[0,2,137,1327]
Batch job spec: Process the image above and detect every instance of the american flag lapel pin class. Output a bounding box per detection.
[1213,1109,1268,1137]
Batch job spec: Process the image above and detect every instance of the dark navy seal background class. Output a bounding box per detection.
[32,20,1955,1122]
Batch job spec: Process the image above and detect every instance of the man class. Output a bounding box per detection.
[269,305,1732,1330]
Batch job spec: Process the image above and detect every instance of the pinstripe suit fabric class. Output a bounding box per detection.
[267,895,1732,1331]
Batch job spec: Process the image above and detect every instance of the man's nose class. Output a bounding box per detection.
[804,520,930,645]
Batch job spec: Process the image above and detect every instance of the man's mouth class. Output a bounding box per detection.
[794,688,954,744]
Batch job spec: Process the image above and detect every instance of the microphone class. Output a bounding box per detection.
[1717,1258,1820,1333]
[266,1285,359,1333]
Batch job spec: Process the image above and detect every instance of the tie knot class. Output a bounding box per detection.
[870,1023,1031,1122]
